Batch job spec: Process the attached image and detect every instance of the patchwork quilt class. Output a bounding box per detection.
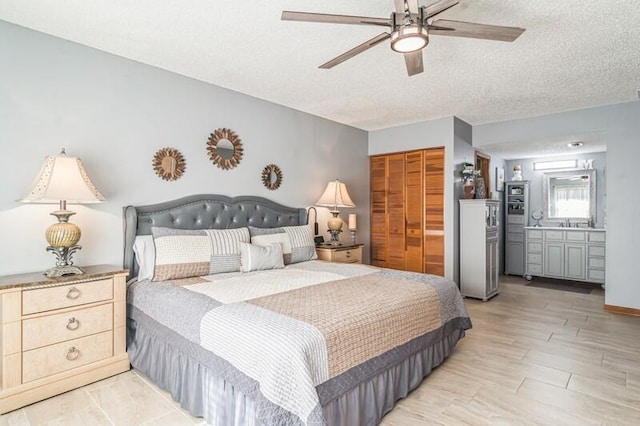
[127,261,471,426]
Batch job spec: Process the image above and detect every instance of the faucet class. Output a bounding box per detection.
[566,218,571,228]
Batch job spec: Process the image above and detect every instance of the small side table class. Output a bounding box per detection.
[316,243,364,264]
[0,265,130,414]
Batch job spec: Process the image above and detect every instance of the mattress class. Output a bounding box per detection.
[126,261,471,426]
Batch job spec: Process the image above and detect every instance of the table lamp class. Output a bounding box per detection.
[20,149,105,277]
[315,179,355,244]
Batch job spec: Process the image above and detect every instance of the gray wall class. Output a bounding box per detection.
[505,152,606,228]
[0,21,369,275]
[474,101,640,310]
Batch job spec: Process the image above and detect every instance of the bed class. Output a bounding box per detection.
[123,194,471,426]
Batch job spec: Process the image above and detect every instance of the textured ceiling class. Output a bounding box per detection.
[478,132,607,160]
[1,0,639,134]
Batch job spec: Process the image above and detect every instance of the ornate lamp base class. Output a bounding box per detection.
[45,245,84,277]
[328,229,342,245]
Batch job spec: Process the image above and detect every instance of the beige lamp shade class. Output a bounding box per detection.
[20,149,104,277]
[20,149,105,204]
[316,180,355,241]
[315,180,355,213]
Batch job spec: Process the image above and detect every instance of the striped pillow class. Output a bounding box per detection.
[249,225,317,264]
[151,227,250,281]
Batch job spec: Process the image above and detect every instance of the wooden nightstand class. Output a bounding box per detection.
[316,243,364,264]
[0,265,130,414]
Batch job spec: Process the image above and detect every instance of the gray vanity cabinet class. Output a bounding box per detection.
[505,181,529,276]
[526,228,604,284]
[543,242,565,277]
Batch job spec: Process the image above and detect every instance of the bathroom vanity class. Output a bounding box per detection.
[524,227,605,284]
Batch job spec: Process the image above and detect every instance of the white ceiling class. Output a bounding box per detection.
[1,0,639,135]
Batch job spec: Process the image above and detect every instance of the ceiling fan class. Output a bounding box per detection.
[281,0,525,76]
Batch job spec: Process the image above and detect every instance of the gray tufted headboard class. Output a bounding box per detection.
[123,194,308,280]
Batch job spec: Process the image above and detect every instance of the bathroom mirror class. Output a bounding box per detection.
[543,169,596,222]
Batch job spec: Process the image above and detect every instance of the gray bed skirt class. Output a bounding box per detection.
[127,308,469,426]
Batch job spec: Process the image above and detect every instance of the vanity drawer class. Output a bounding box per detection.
[527,242,543,253]
[527,253,542,264]
[588,232,606,243]
[588,269,605,282]
[588,258,606,269]
[507,215,525,224]
[22,278,113,315]
[588,245,606,257]
[22,330,113,383]
[565,231,586,242]
[527,230,543,240]
[544,230,564,241]
[527,264,542,275]
[22,303,113,351]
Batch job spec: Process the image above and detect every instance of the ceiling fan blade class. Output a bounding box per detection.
[319,33,391,69]
[281,11,391,27]
[422,0,459,20]
[429,19,525,42]
[394,0,419,14]
[404,51,424,76]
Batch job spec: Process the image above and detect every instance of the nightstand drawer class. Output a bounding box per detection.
[22,278,113,315]
[22,330,113,383]
[23,303,113,351]
[333,248,362,263]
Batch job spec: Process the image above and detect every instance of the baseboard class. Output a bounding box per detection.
[604,304,640,317]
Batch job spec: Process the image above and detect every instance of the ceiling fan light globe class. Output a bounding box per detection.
[390,25,429,53]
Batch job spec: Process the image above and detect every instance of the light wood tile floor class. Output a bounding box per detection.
[2,275,639,425]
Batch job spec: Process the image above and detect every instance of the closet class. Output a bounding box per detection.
[370,147,445,275]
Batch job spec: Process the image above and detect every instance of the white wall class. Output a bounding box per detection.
[0,21,369,275]
[368,117,457,281]
[474,101,640,310]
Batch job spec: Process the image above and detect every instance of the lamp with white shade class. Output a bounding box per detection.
[315,179,355,244]
[20,149,105,277]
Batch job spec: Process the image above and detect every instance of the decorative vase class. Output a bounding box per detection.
[512,165,523,181]
[463,182,475,199]
[474,176,486,199]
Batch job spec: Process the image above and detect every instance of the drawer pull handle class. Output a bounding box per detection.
[66,317,80,331]
[66,347,80,361]
[346,252,351,258]
[66,287,81,300]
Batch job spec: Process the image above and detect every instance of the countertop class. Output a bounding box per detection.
[524,226,606,232]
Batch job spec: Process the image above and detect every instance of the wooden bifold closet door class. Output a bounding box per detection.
[370,147,444,276]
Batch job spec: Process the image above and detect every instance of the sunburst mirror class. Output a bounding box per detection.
[207,128,243,170]
[261,164,283,190]
[153,148,186,181]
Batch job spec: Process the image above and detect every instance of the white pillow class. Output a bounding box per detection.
[240,242,285,272]
[133,235,156,281]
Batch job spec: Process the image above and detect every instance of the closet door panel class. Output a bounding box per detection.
[370,156,388,267]
[405,151,424,272]
[424,148,445,276]
[387,153,406,269]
